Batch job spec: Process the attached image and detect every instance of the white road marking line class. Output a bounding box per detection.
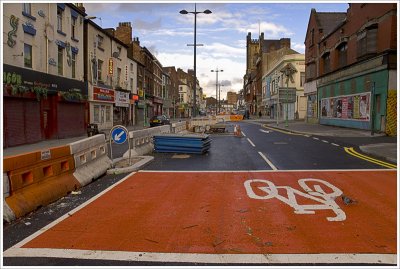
[241,131,246,137]
[322,140,329,143]
[331,143,340,147]
[247,138,255,147]
[3,248,396,265]
[141,169,395,173]
[313,137,319,140]
[258,151,278,170]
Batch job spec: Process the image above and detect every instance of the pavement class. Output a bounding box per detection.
[2,118,398,164]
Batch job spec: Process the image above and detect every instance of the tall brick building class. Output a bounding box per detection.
[304,3,397,135]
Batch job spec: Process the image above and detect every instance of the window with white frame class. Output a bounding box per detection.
[117,68,122,87]
[71,16,77,39]
[72,53,76,78]
[97,35,104,49]
[300,72,305,87]
[57,7,63,32]
[23,3,31,15]
[97,59,103,81]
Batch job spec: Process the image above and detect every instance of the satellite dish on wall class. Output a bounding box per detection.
[112,51,120,58]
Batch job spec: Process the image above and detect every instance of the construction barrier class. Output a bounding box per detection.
[70,134,112,187]
[171,121,187,133]
[3,146,81,222]
[3,173,15,222]
[230,115,244,121]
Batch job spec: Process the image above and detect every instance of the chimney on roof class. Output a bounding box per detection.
[74,3,86,13]
[115,22,132,45]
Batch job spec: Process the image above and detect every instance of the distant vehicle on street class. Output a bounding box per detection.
[150,115,170,127]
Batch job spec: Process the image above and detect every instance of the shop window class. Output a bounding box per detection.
[24,43,32,68]
[93,105,100,123]
[106,106,111,122]
[58,46,63,75]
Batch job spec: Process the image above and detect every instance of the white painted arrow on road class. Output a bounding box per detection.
[114,131,125,141]
[259,129,271,134]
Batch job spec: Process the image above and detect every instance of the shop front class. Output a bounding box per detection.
[114,90,130,126]
[90,85,115,130]
[3,64,87,147]
[318,70,388,132]
[153,96,163,116]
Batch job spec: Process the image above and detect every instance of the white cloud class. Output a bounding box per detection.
[292,42,306,53]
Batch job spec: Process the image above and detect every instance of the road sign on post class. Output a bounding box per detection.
[109,125,131,166]
[111,126,128,144]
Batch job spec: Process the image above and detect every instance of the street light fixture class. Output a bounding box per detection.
[180,4,212,118]
[211,68,223,115]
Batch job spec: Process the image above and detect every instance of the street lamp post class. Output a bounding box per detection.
[219,83,224,113]
[180,4,212,118]
[211,68,223,115]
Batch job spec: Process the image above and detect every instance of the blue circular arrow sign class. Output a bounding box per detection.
[111,126,128,144]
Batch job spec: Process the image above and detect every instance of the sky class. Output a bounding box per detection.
[85,2,348,99]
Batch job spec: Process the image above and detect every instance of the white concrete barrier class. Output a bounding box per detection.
[3,173,16,223]
[124,125,172,157]
[172,121,187,133]
[189,117,217,130]
[69,134,112,187]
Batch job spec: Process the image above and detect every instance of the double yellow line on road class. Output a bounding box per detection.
[344,147,397,169]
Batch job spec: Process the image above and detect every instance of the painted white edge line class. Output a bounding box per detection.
[322,140,329,143]
[247,138,256,147]
[331,143,340,147]
[4,171,137,251]
[258,152,278,171]
[139,169,396,173]
[313,137,320,140]
[3,248,396,265]
[241,131,246,137]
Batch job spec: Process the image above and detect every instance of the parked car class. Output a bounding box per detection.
[149,115,171,127]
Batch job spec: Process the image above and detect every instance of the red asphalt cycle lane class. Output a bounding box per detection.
[6,170,397,264]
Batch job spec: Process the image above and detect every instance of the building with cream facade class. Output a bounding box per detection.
[3,3,87,147]
[84,18,129,129]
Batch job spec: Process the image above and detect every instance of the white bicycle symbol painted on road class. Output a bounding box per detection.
[244,178,346,221]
